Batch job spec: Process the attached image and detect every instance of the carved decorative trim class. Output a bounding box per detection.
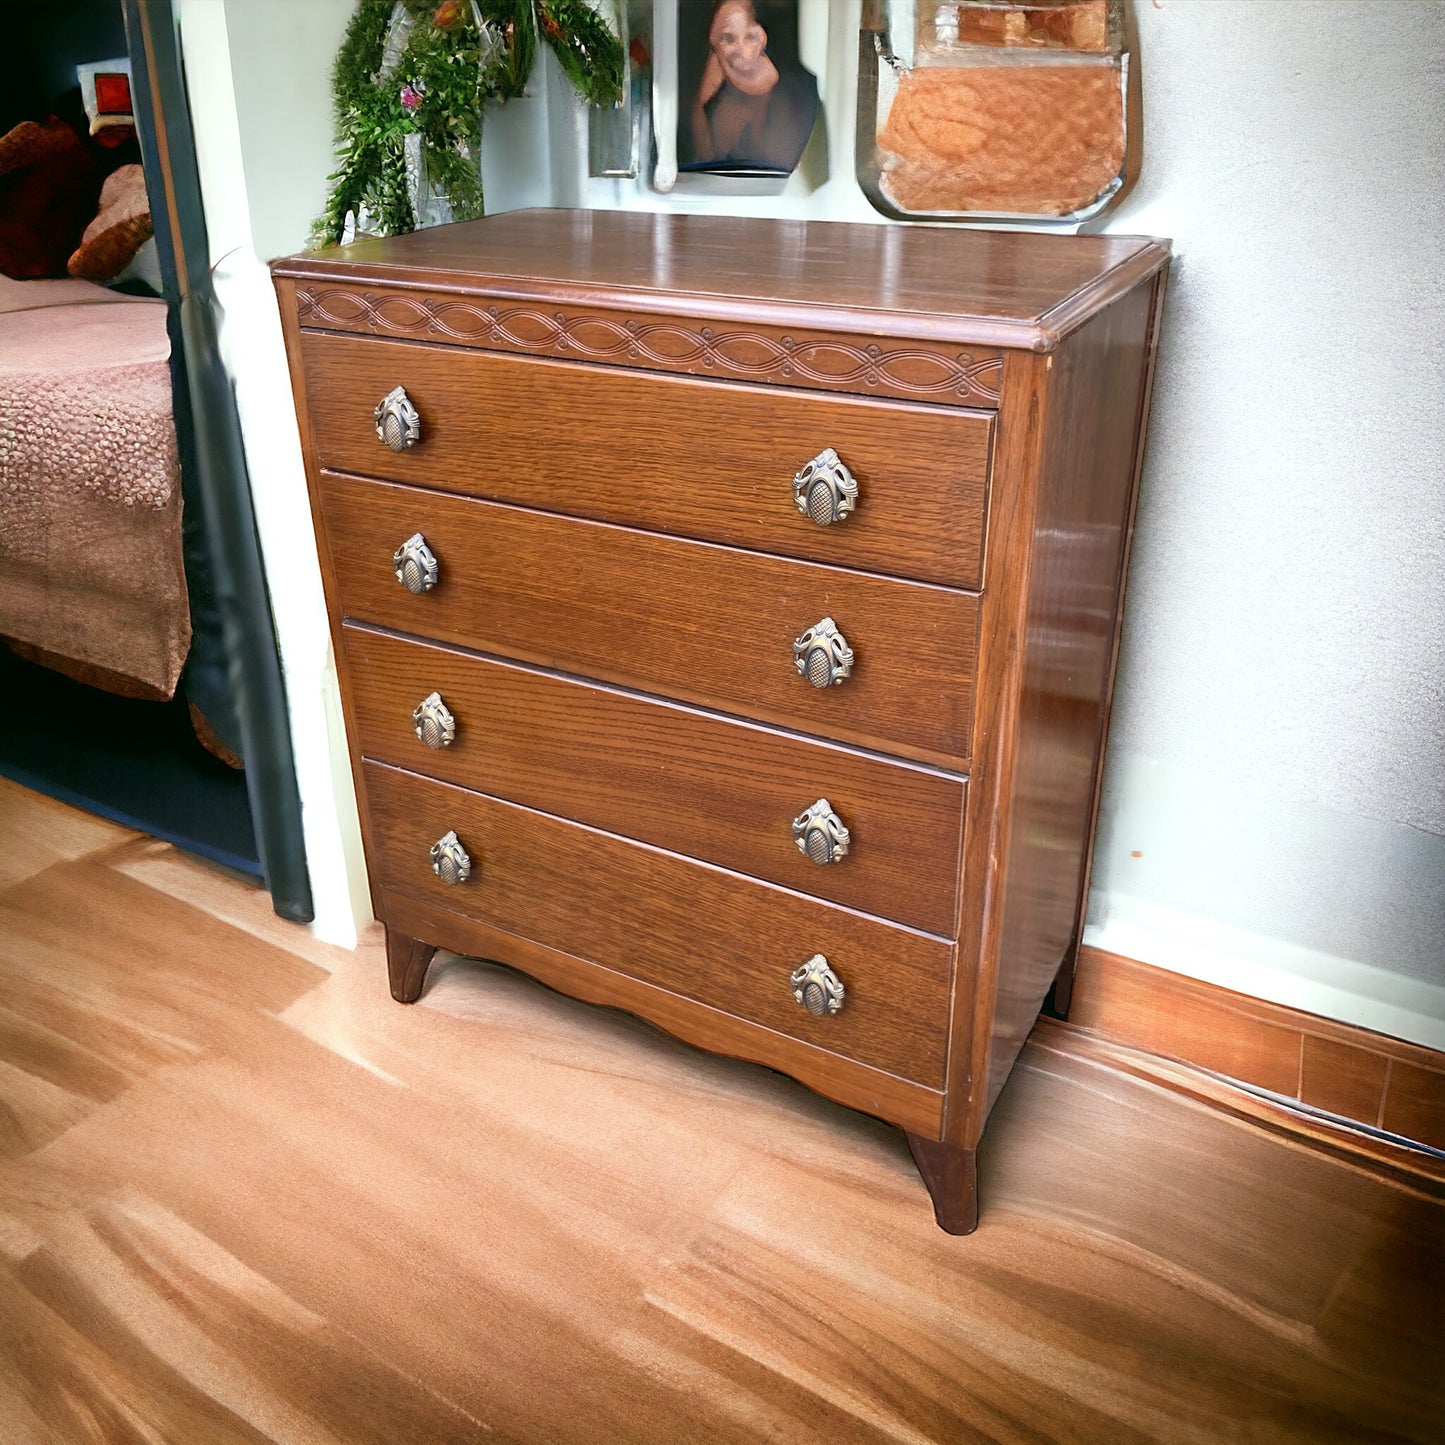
[295,285,1003,406]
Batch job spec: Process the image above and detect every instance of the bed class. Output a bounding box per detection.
[0,270,190,700]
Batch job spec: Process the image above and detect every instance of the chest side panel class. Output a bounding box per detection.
[950,274,1167,1143]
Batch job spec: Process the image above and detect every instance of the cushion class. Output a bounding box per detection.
[68,163,153,283]
[0,118,102,279]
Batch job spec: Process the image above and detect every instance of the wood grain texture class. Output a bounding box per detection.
[1,790,1440,1444]
[378,887,946,1138]
[294,287,1005,405]
[984,280,1163,1111]
[274,207,1169,352]
[301,331,994,589]
[951,278,1164,1147]
[945,347,1048,1147]
[1050,1019,1445,1195]
[275,216,1174,1229]
[341,624,965,936]
[320,472,980,768]
[904,1133,978,1235]
[385,927,435,1003]
[1071,947,1305,1096]
[1053,263,1169,1013]
[364,761,954,1087]
[1381,1062,1445,1152]
[1071,947,1445,1150]
[1300,1035,1391,1125]
[0,776,138,890]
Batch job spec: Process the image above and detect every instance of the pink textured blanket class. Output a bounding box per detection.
[0,276,190,697]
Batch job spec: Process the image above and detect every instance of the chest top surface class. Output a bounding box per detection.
[272,208,1168,352]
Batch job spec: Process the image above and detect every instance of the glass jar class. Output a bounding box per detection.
[857,0,1135,224]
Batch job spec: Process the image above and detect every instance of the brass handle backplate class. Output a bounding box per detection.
[393,532,439,594]
[430,830,471,885]
[793,617,853,688]
[412,692,456,749]
[790,955,845,1016]
[792,799,850,865]
[793,447,858,526]
[374,385,421,452]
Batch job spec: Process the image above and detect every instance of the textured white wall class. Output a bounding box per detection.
[1086,0,1445,1044]
[222,0,356,264]
[185,0,1445,1044]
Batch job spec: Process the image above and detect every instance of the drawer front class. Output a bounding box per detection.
[321,474,978,766]
[342,624,965,936]
[301,331,991,589]
[363,762,952,1087]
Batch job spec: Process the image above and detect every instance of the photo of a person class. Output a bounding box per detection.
[680,0,819,174]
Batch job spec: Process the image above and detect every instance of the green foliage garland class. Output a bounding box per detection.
[532,0,625,107]
[311,0,622,248]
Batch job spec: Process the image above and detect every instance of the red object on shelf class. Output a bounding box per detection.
[93,72,133,116]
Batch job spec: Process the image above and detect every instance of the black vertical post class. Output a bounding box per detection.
[125,0,313,922]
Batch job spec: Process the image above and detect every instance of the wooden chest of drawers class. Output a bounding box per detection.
[273,210,1168,1233]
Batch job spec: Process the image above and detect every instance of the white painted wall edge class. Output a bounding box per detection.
[1084,901,1445,1053]
[1089,751,1445,1050]
[176,0,370,947]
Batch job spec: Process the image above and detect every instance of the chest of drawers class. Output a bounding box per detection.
[273,209,1168,1234]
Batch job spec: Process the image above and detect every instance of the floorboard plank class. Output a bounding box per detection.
[0,783,1438,1443]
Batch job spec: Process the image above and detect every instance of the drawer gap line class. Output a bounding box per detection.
[343,621,971,783]
[322,469,984,600]
[368,756,958,948]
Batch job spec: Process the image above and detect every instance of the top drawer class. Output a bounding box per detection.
[298,331,992,590]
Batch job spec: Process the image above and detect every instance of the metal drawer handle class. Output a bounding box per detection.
[793,447,858,526]
[792,799,850,865]
[790,955,845,1016]
[412,692,456,749]
[430,830,471,885]
[793,617,853,688]
[393,532,439,594]
[374,385,421,451]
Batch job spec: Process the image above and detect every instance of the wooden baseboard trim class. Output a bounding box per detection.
[1032,1019,1445,1197]
[1065,946,1445,1153]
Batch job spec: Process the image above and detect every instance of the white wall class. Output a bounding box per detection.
[182,0,1444,1046]
[178,0,369,946]
[1089,0,1445,1046]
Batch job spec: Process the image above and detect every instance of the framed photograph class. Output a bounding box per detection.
[652,0,819,193]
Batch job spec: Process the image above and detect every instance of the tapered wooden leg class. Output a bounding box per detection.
[1045,940,1079,1020]
[385,927,437,1003]
[905,1133,979,1235]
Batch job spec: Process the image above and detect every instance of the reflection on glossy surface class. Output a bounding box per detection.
[0,777,1438,1443]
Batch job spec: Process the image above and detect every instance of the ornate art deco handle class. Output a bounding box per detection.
[429,830,471,885]
[412,692,456,749]
[790,955,845,1016]
[793,447,858,526]
[393,532,439,594]
[374,385,421,451]
[792,799,851,865]
[793,617,854,688]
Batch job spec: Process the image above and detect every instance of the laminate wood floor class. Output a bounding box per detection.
[0,778,1439,1444]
